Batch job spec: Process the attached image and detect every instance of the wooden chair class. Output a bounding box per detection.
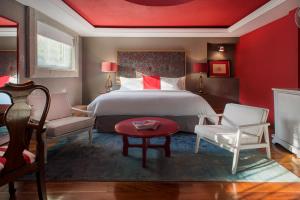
[0,81,50,199]
[194,103,271,174]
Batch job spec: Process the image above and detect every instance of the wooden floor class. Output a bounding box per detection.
[0,139,300,200]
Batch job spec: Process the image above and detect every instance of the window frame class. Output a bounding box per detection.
[37,34,74,71]
[30,19,80,78]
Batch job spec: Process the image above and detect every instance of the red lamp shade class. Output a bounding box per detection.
[193,63,208,73]
[101,62,118,72]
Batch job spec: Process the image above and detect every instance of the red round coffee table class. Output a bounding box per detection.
[115,117,179,168]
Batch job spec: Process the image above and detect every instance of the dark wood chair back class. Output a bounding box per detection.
[0,81,50,199]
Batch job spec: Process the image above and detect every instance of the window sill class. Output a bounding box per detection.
[30,68,79,78]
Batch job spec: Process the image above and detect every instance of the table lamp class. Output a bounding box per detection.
[193,63,208,93]
[101,61,118,92]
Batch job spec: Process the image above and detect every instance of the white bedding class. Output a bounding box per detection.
[88,90,216,119]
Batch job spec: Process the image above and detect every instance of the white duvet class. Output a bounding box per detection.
[88,90,216,118]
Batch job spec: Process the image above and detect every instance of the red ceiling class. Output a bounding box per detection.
[62,0,270,28]
[0,16,17,27]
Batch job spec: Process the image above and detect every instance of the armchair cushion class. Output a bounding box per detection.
[195,125,259,146]
[28,92,72,121]
[46,116,94,137]
[0,146,35,171]
[221,104,268,136]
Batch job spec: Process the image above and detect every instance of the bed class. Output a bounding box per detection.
[87,50,216,132]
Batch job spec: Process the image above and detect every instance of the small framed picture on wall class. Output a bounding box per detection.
[208,60,230,78]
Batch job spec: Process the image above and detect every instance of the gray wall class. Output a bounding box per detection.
[0,0,82,105]
[82,37,239,104]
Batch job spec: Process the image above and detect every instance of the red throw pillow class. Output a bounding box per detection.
[0,76,10,87]
[143,75,161,89]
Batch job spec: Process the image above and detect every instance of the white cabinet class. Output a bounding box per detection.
[273,88,300,158]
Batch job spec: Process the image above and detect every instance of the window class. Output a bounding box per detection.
[37,21,76,71]
[37,35,72,69]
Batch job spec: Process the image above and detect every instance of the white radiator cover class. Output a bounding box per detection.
[273,88,300,158]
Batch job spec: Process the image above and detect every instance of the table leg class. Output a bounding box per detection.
[165,136,171,157]
[142,138,148,168]
[123,136,128,156]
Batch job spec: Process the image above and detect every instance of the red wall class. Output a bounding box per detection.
[235,10,299,123]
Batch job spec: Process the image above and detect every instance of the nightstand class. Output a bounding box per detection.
[194,92,239,113]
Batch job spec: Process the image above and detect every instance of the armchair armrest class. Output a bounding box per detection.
[71,107,93,117]
[28,120,47,132]
[198,113,223,125]
[237,122,270,130]
[198,113,223,118]
[71,107,92,114]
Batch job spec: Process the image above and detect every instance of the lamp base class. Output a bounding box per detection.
[105,73,113,92]
[198,74,205,94]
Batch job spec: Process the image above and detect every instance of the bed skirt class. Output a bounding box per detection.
[95,115,199,133]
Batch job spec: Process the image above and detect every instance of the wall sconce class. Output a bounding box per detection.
[218,46,225,52]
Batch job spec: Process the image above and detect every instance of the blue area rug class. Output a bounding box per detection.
[0,126,8,137]
[43,131,299,182]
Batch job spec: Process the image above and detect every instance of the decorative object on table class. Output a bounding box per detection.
[115,117,179,168]
[193,63,208,93]
[0,81,50,200]
[208,60,230,78]
[101,61,118,92]
[132,120,160,130]
[194,103,271,174]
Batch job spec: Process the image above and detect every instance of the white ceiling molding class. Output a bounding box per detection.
[89,28,232,37]
[16,0,299,37]
[229,0,299,36]
[16,0,94,36]
[0,28,17,37]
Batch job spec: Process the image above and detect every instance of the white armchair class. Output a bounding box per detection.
[194,103,271,174]
[28,92,95,162]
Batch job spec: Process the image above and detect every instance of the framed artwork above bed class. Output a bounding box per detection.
[117,50,186,79]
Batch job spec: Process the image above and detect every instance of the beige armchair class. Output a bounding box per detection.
[194,103,271,174]
[28,92,95,162]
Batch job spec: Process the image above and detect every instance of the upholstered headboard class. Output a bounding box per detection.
[117,51,186,78]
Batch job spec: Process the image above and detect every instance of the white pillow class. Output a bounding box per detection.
[160,77,185,90]
[119,77,143,90]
